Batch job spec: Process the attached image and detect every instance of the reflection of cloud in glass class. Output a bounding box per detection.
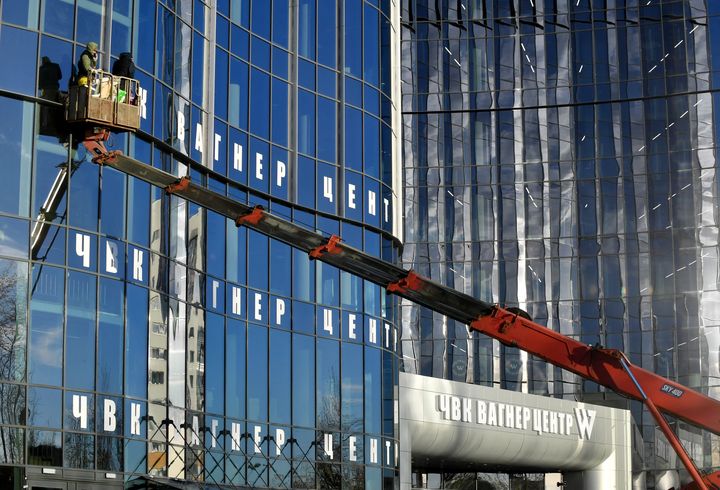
[31,326,62,368]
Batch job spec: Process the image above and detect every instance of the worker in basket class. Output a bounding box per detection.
[76,41,98,87]
[112,52,136,104]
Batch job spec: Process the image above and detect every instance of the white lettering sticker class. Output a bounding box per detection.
[276,160,286,187]
[349,436,357,461]
[130,402,141,436]
[323,309,333,335]
[254,293,263,321]
[231,422,241,451]
[194,123,203,152]
[212,280,220,309]
[348,183,356,209]
[133,249,144,281]
[105,241,118,274]
[368,190,376,216]
[254,425,262,454]
[232,286,242,315]
[139,87,148,119]
[103,399,117,432]
[323,176,334,203]
[369,438,378,464]
[192,415,200,445]
[255,152,264,181]
[348,313,357,340]
[75,233,90,268]
[368,318,377,344]
[72,395,88,429]
[323,433,334,459]
[276,298,286,325]
[275,428,286,456]
[214,133,222,161]
[233,143,244,171]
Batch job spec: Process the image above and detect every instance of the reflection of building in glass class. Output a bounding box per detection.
[400,0,720,486]
[0,1,401,488]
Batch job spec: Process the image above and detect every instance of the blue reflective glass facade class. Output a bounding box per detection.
[401,0,720,484]
[0,1,401,488]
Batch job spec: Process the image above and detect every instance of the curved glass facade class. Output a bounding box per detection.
[401,0,720,483]
[0,1,401,488]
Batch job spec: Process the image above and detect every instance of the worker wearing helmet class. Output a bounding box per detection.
[77,41,98,86]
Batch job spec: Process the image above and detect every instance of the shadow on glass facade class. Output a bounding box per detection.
[400,0,720,485]
[0,0,402,488]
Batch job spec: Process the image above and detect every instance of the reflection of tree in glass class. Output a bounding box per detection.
[314,371,368,488]
[64,402,95,469]
[317,371,340,431]
[0,262,26,464]
[0,261,26,381]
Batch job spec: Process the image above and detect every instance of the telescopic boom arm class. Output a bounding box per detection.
[83,139,720,489]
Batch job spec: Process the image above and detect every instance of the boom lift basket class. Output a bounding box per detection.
[66,69,140,131]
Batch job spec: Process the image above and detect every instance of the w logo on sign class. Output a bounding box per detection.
[574,408,597,439]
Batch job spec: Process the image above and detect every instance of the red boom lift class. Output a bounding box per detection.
[68,76,720,489]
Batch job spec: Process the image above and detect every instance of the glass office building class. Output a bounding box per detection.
[0,0,402,488]
[400,0,720,486]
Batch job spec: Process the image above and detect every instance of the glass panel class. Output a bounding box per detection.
[97,436,122,471]
[251,0,270,39]
[298,0,316,60]
[0,26,38,94]
[98,278,123,394]
[125,284,148,399]
[272,0,289,48]
[29,265,64,386]
[364,347,381,434]
[42,0,73,38]
[205,312,224,415]
[27,386,61,428]
[65,271,96,390]
[28,430,61,466]
[298,89,315,156]
[317,0,336,68]
[363,4,379,86]
[248,230,268,291]
[111,0,132,56]
[317,97,336,163]
[269,239,291,297]
[316,338,339,431]
[342,343,363,432]
[133,0,155,71]
[156,5,175,85]
[229,57,249,129]
[174,19,192,98]
[186,306,204,411]
[0,217,29,260]
[250,68,270,139]
[1,1,39,29]
[269,329,290,424]
[247,324,267,421]
[0,98,32,217]
[63,432,94,468]
[0,259,28,382]
[69,161,99,232]
[292,333,315,427]
[272,78,289,147]
[206,211,226,278]
[344,0,361,77]
[225,318,245,419]
[76,0,103,48]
